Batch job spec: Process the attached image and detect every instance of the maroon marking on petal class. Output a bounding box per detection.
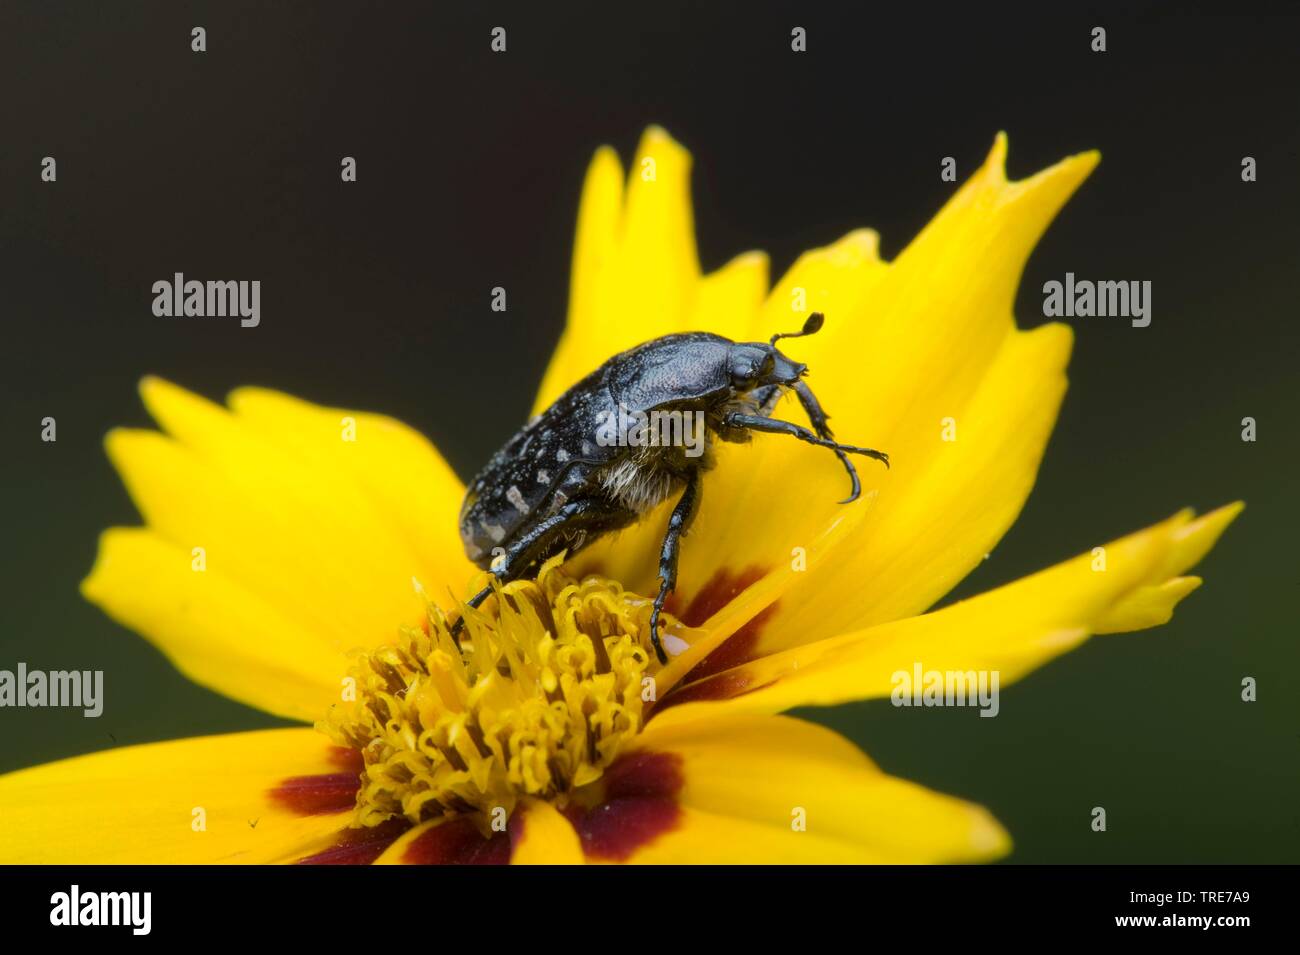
[601,749,684,799]
[268,772,360,816]
[667,565,769,627]
[565,751,684,862]
[655,668,775,712]
[680,599,780,685]
[663,565,779,688]
[403,817,513,865]
[507,810,527,858]
[297,818,411,865]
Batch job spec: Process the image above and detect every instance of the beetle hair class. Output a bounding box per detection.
[599,453,681,515]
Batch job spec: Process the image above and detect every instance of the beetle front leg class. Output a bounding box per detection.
[792,379,871,504]
[722,410,889,504]
[649,470,701,665]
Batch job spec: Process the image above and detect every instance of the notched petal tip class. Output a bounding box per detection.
[135,374,231,442]
[982,130,1010,185]
[1175,501,1244,557]
[79,528,122,604]
[1001,140,1101,210]
[1093,501,1242,636]
[102,425,166,467]
[1094,575,1203,635]
[985,129,1101,188]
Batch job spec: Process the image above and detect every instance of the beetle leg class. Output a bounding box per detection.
[791,379,836,440]
[722,409,889,505]
[752,383,784,417]
[791,379,875,504]
[649,470,702,665]
[450,498,601,642]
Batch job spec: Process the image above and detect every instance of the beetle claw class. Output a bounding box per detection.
[647,610,669,665]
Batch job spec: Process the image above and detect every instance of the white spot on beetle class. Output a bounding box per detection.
[536,469,550,484]
[506,485,529,514]
[482,521,506,543]
[556,449,570,462]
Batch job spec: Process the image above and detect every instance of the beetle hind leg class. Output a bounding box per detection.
[449,496,635,646]
[449,499,596,643]
[648,470,702,665]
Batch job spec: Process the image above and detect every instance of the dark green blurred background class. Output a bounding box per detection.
[2,3,1296,862]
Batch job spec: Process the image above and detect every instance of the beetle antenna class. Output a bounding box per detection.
[770,311,825,346]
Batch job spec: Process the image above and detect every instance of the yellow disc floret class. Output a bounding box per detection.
[319,555,663,830]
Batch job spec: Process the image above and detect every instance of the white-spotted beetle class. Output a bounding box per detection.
[456,313,889,663]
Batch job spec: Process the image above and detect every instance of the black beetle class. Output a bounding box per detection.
[455,312,889,663]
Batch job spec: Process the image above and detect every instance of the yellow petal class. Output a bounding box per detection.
[774,134,1098,435]
[688,250,770,343]
[597,712,1007,863]
[658,504,1241,718]
[371,798,582,865]
[618,126,699,321]
[707,138,1097,656]
[1095,502,1243,633]
[535,128,768,413]
[755,227,888,342]
[562,144,624,352]
[1093,576,1202,634]
[510,797,585,864]
[650,498,873,696]
[534,129,695,411]
[748,320,1074,656]
[369,818,501,865]
[227,385,473,593]
[82,529,343,721]
[83,377,471,719]
[0,729,356,864]
[543,134,1101,664]
[638,320,1071,679]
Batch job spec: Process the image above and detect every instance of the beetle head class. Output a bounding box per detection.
[727,311,824,392]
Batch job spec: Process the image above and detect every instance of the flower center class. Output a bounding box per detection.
[318,556,665,830]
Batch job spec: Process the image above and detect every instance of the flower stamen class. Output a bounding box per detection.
[319,555,669,832]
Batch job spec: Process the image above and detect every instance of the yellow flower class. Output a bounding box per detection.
[0,127,1240,865]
